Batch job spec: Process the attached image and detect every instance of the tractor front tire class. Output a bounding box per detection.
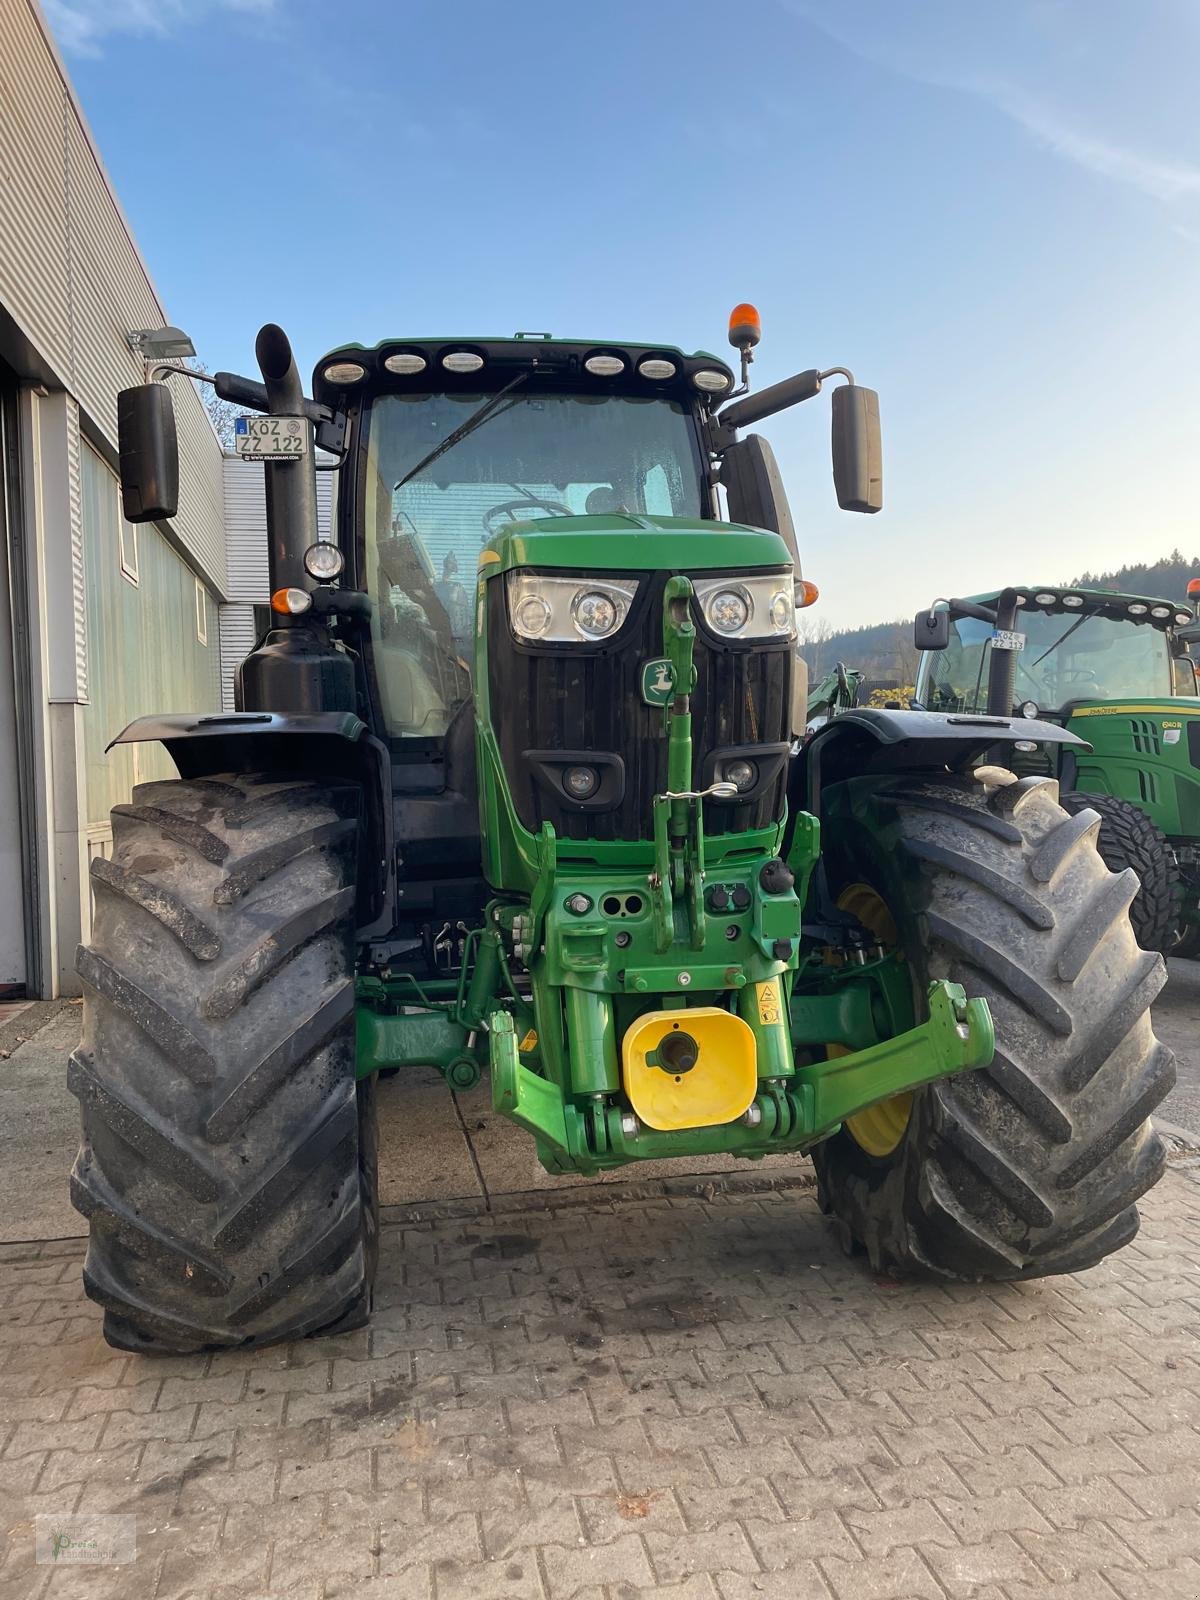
[1058,790,1178,955]
[70,774,377,1353]
[813,774,1174,1282]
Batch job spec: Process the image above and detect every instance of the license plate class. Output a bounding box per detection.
[234,415,307,460]
[991,628,1026,652]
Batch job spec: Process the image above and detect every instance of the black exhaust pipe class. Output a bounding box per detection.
[237,324,355,716]
[256,324,320,602]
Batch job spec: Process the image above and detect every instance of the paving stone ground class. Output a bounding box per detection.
[2,1163,1199,1600]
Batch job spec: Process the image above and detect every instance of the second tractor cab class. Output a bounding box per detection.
[915,583,1200,954]
[67,309,1173,1355]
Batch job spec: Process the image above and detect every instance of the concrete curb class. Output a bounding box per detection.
[1155,1115,1200,1156]
[0,996,77,1058]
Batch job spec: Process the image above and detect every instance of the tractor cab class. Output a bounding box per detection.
[311,337,725,746]
[915,586,1200,719]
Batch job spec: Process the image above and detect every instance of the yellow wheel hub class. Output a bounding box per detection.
[836,883,913,1158]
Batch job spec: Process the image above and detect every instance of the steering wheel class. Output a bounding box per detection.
[483,498,571,538]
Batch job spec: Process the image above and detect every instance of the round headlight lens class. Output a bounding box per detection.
[768,590,792,631]
[303,541,345,581]
[723,758,757,791]
[563,765,600,799]
[707,587,751,634]
[514,594,552,637]
[1034,592,1057,606]
[573,590,619,637]
[638,357,677,381]
[1175,611,1191,625]
[442,350,484,374]
[322,361,366,385]
[384,351,427,375]
[1062,594,1084,608]
[1020,699,1040,719]
[584,354,625,377]
[1151,605,1172,619]
[693,369,731,393]
[1127,602,1148,616]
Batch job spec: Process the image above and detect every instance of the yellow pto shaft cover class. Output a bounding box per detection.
[622,1007,758,1131]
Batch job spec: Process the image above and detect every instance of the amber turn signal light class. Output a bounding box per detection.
[271,586,312,615]
[797,580,819,609]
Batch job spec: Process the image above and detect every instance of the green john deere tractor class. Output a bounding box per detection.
[71,313,1174,1353]
[915,584,1200,956]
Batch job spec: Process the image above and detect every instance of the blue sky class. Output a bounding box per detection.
[45,0,1200,627]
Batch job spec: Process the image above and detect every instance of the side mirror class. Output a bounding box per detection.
[831,385,882,514]
[720,435,801,566]
[914,608,950,651]
[117,384,178,523]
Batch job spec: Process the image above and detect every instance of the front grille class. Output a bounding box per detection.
[487,573,791,842]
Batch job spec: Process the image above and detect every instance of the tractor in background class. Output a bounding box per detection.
[915,583,1200,955]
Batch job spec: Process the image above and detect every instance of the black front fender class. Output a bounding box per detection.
[800,707,1088,812]
[108,711,394,937]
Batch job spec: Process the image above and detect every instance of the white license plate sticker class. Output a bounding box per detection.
[234,415,307,460]
[991,628,1026,652]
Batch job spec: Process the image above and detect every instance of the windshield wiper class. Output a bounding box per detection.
[393,372,528,494]
[1028,605,1099,670]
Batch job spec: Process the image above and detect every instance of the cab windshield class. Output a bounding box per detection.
[360,390,704,736]
[922,608,1178,714]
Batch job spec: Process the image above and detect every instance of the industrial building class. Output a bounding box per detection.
[0,0,229,997]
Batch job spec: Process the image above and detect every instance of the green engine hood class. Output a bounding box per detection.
[479,513,793,576]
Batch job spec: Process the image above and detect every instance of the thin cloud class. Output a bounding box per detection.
[784,1,1200,209]
[977,82,1200,203]
[44,0,278,56]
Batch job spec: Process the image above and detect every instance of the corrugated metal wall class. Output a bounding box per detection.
[219,456,334,707]
[81,439,220,827]
[0,0,227,594]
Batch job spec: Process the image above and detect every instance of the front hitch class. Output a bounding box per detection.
[488,979,993,1173]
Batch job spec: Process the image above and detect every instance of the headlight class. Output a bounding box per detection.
[303,541,345,581]
[507,573,639,643]
[693,574,795,640]
[573,590,619,638]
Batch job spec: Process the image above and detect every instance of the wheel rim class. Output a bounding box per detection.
[836,882,913,1158]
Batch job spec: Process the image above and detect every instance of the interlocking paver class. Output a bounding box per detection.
[0,1167,1198,1598]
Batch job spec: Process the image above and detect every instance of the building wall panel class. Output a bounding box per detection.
[0,0,73,379]
[80,440,220,825]
[2,0,227,595]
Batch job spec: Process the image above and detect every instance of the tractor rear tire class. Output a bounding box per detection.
[812,774,1174,1281]
[70,774,377,1353]
[1058,790,1178,955]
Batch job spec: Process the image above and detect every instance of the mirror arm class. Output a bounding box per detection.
[148,361,347,461]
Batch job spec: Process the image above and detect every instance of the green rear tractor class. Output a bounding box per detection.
[70,314,1173,1353]
[914,584,1200,955]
